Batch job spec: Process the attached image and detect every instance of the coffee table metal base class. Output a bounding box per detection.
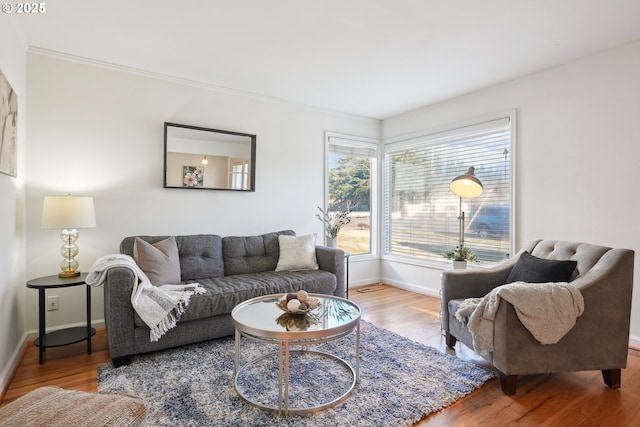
[234,323,360,415]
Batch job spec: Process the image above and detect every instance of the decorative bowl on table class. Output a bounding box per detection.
[276,312,319,331]
[276,290,320,314]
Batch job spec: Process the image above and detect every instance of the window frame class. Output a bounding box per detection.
[230,160,249,190]
[324,132,379,260]
[381,111,517,268]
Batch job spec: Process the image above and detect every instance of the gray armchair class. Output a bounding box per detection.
[441,239,634,395]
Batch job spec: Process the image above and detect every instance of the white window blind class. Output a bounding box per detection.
[383,116,513,265]
[329,138,377,158]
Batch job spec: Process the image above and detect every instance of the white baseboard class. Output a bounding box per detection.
[0,332,29,398]
[348,277,381,288]
[381,278,440,297]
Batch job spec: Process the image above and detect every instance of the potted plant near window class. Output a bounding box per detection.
[444,246,478,269]
[316,206,350,248]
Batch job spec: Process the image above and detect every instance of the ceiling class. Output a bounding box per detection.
[14,0,640,119]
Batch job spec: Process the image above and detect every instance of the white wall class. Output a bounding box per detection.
[0,14,27,393]
[24,52,379,333]
[381,40,640,347]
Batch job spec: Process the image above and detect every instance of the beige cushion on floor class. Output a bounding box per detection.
[0,386,146,427]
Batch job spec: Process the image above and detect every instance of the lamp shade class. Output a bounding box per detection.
[450,166,484,198]
[41,195,97,229]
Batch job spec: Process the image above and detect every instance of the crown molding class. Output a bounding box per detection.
[27,46,378,123]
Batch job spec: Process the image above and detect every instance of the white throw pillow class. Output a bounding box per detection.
[275,234,319,271]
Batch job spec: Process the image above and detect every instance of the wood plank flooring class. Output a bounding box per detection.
[2,284,639,426]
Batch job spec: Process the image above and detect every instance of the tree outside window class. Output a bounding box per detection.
[325,135,377,255]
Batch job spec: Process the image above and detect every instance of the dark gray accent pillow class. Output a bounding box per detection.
[506,251,577,284]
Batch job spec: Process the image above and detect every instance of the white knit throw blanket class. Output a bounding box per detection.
[86,254,206,342]
[455,281,584,356]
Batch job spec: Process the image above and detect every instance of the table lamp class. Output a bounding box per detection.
[449,166,483,249]
[41,195,96,278]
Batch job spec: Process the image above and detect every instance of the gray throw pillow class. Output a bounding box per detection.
[133,236,181,285]
[506,251,577,284]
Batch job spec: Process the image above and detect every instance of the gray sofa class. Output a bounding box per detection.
[103,230,345,367]
[441,239,634,395]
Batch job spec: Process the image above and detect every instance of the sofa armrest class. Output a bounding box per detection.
[440,261,515,331]
[315,246,346,298]
[103,267,136,360]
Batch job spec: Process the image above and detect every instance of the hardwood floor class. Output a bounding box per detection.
[1,329,112,407]
[353,285,640,426]
[2,284,639,426]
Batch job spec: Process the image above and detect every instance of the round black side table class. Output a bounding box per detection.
[26,273,96,365]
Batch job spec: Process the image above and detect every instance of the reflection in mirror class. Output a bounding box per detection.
[164,122,256,191]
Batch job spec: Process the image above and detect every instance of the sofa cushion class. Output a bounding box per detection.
[222,230,295,276]
[447,299,475,350]
[121,235,224,280]
[275,234,319,271]
[506,251,577,284]
[175,235,224,280]
[133,236,181,286]
[132,270,337,327]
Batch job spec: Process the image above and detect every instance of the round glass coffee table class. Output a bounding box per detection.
[231,293,361,415]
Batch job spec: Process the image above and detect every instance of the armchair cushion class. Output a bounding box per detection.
[505,251,577,284]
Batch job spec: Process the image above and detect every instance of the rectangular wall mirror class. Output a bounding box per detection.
[164,122,256,191]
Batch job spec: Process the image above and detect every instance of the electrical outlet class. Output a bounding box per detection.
[47,295,59,311]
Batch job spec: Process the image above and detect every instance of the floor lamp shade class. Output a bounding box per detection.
[41,195,96,277]
[449,166,484,198]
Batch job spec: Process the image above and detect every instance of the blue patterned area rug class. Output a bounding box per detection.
[97,321,495,426]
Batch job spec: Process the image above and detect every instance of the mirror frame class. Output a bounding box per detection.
[163,122,256,191]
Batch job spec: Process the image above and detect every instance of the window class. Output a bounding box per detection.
[383,115,514,266]
[230,160,249,190]
[325,133,378,256]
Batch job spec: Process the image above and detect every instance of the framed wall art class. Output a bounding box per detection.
[0,68,18,178]
[183,165,204,188]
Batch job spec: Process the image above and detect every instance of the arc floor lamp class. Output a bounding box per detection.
[449,166,483,249]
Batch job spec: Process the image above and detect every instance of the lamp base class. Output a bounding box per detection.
[58,271,81,278]
[58,228,80,279]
